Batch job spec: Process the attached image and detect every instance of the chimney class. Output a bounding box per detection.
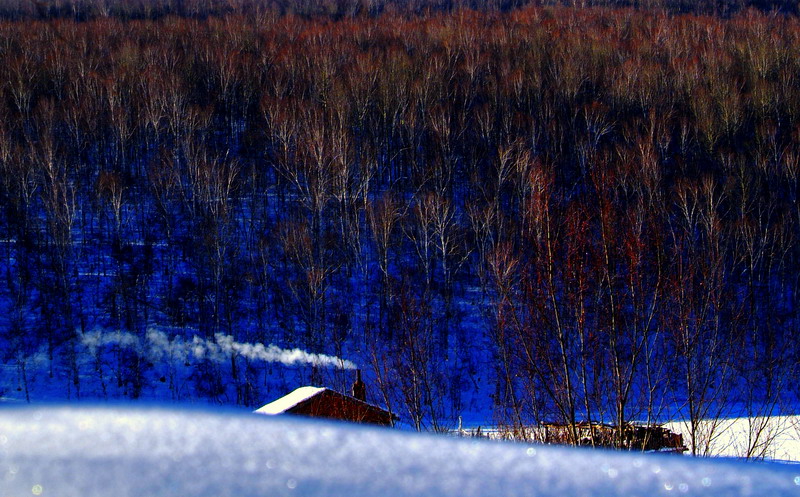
[351,369,366,402]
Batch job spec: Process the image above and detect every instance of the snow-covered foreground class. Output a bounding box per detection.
[1,407,800,496]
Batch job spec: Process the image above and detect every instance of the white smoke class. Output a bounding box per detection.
[81,328,356,370]
[81,329,140,356]
[145,329,190,363]
[213,334,357,369]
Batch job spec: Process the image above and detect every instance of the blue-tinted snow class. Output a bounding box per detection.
[1,406,799,496]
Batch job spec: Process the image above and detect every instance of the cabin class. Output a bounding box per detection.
[254,371,398,427]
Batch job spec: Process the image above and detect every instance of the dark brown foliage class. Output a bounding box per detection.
[0,7,796,448]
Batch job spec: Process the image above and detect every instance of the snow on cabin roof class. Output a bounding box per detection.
[253,386,326,415]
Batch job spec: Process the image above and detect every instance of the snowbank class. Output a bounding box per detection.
[1,406,799,496]
[665,416,800,461]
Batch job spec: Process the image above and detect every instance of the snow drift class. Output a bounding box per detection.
[1,406,799,496]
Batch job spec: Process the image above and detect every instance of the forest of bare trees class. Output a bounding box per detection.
[0,5,799,450]
[0,0,796,20]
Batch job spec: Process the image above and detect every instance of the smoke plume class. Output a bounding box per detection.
[80,328,356,370]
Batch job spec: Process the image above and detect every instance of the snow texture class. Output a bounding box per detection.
[665,417,800,461]
[1,406,800,496]
[254,386,326,414]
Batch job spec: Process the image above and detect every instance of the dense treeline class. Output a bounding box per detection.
[0,7,799,451]
[1,0,796,20]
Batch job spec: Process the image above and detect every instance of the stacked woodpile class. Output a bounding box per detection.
[542,423,687,453]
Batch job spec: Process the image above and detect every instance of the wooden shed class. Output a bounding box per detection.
[254,386,398,427]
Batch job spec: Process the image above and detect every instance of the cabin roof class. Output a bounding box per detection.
[254,386,327,415]
[254,386,399,423]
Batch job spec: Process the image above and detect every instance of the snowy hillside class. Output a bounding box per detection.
[1,406,799,496]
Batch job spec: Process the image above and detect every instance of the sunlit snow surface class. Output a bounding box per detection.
[1,407,800,496]
[664,417,800,461]
[254,386,326,415]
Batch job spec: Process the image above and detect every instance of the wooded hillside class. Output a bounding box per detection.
[0,7,798,449]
